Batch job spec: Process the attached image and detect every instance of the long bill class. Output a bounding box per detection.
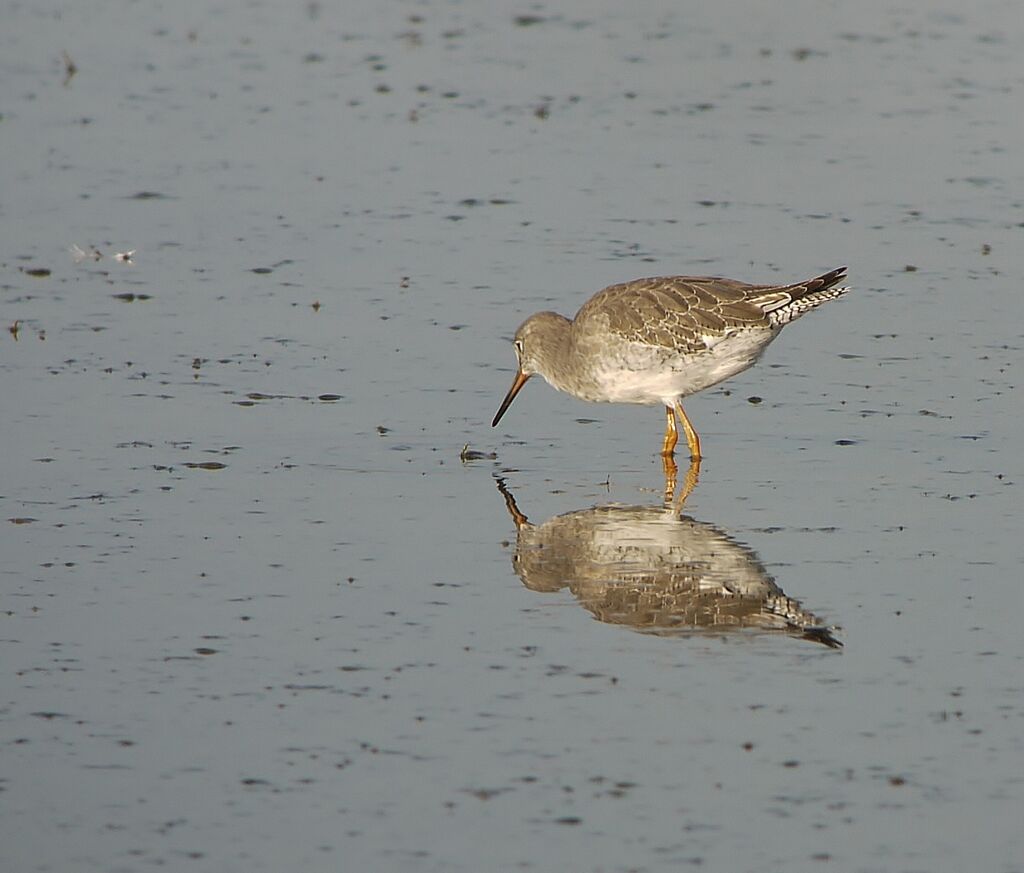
[491,370,531,427]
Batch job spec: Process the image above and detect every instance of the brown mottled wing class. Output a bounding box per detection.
[573,275,772,354]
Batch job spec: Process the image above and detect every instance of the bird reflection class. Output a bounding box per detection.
[496,479,841,648]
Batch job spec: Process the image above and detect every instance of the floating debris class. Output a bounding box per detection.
[70,244,135,264]
[70,243,103,262]
[460,444,497,462]
[62,50,77,86]
[245,392,289,401]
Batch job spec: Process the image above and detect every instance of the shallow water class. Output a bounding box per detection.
[2,1,1022,871]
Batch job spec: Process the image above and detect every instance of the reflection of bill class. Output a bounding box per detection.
[497,479,841,648]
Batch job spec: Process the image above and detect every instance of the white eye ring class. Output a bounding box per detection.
[514,340,524,354]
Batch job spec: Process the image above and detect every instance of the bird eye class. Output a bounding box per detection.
[514,339,524,354]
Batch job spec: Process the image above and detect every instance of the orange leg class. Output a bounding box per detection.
[674,402,701,461]
[661,405,678,456]
[675,458,701,509]
[662,453,678,503]
[662,453,701,508]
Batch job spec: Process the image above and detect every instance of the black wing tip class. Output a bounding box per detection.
[799,625,844,649]
[804,266,849,294]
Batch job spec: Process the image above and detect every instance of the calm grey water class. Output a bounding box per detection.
[3,2,1022,871]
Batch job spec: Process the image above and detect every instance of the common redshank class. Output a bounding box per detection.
[495,479,842,647]
[491,266,850,459]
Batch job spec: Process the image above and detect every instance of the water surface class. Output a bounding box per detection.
[2,2,1022,871]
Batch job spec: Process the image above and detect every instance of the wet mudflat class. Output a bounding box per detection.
[2,2,1022,871]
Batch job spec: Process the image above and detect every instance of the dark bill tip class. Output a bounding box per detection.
[491,370,530,427]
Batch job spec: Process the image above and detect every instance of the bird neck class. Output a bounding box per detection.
[531,314,576,391]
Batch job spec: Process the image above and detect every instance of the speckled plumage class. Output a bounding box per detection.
[492,266,850,459]
[496,480,842,647]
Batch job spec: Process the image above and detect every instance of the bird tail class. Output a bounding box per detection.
[752,266,851,327]
[761,594,844,648]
